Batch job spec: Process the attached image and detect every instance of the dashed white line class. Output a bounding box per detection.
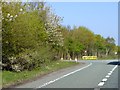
[105,75,110,78]
[102,78,107,82]
[98,65,118,87]
[108,73,112,75]
[98,82,104,86]
[37,63,92,88]
[109,71,113,73]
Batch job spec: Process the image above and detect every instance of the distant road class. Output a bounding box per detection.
[15,60,119,89]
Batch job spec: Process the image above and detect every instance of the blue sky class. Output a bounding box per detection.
[47,2,118,45]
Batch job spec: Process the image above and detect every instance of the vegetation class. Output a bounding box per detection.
[61,26,118,60]
[2,2,118,73]
[2,61,79,87]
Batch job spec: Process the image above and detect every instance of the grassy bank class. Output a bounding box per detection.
[98,56,118,60]
[0,71,2,89]
[2,60,79,88]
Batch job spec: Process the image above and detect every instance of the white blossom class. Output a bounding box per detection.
[10,15,13,18]
[20,8,23,12]
[14,15,18,18]
[7,13,10,18]
[9,18,12,21]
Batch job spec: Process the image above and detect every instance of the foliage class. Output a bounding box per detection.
[2,2,63,71]
[2,2,117,72]
[2,61,78,87]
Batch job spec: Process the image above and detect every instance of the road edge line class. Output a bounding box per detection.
[37,63,92,88]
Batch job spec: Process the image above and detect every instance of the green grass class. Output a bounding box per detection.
[2,60,79,87]
[0,71,2,89]
[98,56,118,60]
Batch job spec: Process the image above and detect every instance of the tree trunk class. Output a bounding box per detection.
[106,49,109,56]
[72,52,74,60]
[61,52,63,60]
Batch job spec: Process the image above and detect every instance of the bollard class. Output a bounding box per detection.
[61,58,63,60]
[75,58,77,62]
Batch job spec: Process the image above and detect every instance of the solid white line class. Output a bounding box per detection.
[112,65,118,72]
[38,63,92,88]
[108,65,118,76]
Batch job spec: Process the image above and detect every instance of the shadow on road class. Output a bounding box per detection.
[107,61,120,65]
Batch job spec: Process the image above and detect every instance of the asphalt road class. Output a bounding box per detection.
[15,59,119,89]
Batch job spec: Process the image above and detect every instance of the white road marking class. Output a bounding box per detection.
[108,73,112,75]
[112,65,118,72]
[105,75,110,78]
[102,78,107,82]
[98,82,104,86]
[109,71,113,73]
[37,63,92,88]
[98,65,118,87]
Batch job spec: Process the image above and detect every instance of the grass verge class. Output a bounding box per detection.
[2,60,79,88]
[98,56,118,60]
[0,71,2,89]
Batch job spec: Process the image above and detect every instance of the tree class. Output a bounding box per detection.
[94,35,106,57]
[2,1,117,71]
[76,26,95,56]
[105,37,115,56]
[2,2,63,71]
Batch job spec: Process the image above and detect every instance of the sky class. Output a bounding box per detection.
[47,2,118,45]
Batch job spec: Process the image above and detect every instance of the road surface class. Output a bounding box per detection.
[15,60,119,89]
